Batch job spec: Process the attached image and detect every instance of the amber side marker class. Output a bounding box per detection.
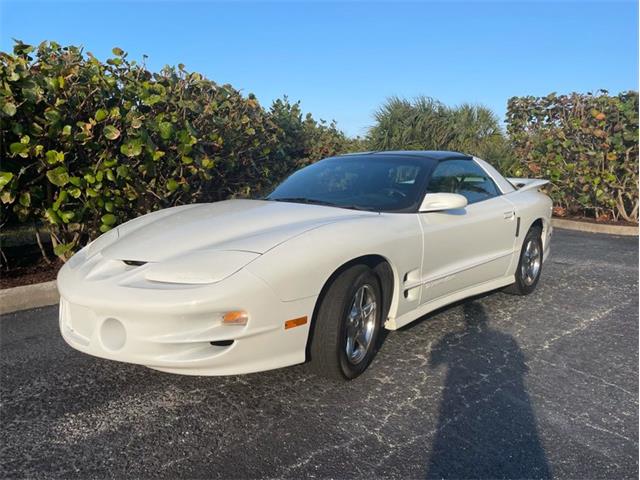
[222,311,249,326]
[284,316,308,330]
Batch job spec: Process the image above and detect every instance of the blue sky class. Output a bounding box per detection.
[1,1,638,136]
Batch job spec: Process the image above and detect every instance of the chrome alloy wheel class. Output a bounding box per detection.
[521,238,542,286]
[345,284,377,365]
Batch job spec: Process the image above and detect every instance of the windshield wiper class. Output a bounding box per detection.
[268,197,337,207]
[268,197,377,212]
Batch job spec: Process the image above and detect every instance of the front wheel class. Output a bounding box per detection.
[505,225,543,295]
[308,265,383,380]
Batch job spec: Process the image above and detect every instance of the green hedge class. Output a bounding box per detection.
[506,91,638,222]
[2,40,637,264]
[0,41,358,259]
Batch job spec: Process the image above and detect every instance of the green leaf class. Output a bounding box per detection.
[112,47,124,56]
[103,125,121,140]
[104,201,114,213]
[2,102,17,117]
[46,166,69,187]
[0,171,14,190]
[13,41,34,55]
[18,192,30,207]
[44,208,60,225]
[142,94,164,106]
[9,142,28,156]
[95,109,108,122]
[120,139,143,157]
[101,213,117,226]
[158,121,173,140]
[44,109,61,124]
[53,190,68,211]
[54,242,73,256]
[116,165,129,178]
[68,187,82,198]
[69,176,82,187]
[100,224,112,233]
[45,150,65,164]
[166,179,179,192]
[59,211,75,223]
[62,125,72,136]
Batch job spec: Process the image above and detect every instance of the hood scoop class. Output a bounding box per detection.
[122,260,147,267]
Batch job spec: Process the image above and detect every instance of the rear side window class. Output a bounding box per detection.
[426,160,500,204]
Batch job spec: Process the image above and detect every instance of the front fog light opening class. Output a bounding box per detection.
[100,317,126,351]
[222,311,248,326]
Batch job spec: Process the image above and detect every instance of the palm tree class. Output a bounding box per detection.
[366,96,514,172]
[368,96,454,151]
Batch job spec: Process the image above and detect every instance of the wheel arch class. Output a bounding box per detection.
[305,254,397,360]
[525,217,548,250]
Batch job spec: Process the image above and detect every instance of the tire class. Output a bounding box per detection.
[505,225,543,295]
[308,264,383,380]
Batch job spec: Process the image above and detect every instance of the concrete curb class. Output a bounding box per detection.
[552,218,638,236]
[0,281,59,315]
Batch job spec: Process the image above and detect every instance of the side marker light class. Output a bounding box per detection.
[285,316,308,330]
[222,311,249,326]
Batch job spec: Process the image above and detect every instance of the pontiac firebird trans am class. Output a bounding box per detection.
[58,151,552,380]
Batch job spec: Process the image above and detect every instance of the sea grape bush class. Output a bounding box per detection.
[0,41,355,259]
[506,91,639,222]
[1,40,637,263]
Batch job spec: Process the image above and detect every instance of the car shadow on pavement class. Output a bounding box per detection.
[424,300,552,479]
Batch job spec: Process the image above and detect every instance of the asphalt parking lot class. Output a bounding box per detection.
[1,229,638,479]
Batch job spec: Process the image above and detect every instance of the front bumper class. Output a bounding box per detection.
[58,253,316,376]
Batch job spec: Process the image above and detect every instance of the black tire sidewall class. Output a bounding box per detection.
[337,270,383,379]
[516,226,543,294]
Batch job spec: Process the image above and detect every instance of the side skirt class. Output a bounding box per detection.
[385,275,515,330]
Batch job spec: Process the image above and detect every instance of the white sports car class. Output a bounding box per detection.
[58,151,552,380]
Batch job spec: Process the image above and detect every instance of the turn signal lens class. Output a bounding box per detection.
[284,316,308,330]
[222,311,248,326]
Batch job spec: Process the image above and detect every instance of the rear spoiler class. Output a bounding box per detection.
[507,178,550,192]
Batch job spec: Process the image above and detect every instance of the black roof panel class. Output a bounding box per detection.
[339,150,472,161]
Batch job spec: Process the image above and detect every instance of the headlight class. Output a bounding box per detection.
[144,250,260,285]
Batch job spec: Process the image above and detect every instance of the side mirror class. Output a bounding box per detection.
[419,193,468,212]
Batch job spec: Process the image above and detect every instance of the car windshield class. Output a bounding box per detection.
[266,155,433,212]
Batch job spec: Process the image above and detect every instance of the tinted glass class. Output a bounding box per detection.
[426,159,500,204]
[266,155,433,212]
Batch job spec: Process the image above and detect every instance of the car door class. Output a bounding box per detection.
[418,159,517,304]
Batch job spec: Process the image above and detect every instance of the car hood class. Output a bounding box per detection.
[99,199,371,262]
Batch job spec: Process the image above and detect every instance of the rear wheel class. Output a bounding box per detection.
[505,225,543,295]
[309,265,383,380]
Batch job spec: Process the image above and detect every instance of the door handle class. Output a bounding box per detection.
[504,211,515,220]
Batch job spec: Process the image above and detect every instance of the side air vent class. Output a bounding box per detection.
[123,260,147,267]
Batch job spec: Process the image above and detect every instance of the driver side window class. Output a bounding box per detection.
[427,159,500,204]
